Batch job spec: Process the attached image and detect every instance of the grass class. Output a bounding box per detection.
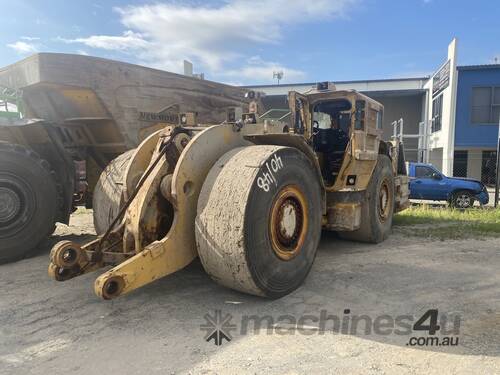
[393,205,500,240]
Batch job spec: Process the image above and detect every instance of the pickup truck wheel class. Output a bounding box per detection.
[339,155,394,243]
[451,190,474,209]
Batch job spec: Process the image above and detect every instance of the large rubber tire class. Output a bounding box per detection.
[339,155,395,244]
[0,143,59,264]
[195,146,322,298]
[93,150,135,235]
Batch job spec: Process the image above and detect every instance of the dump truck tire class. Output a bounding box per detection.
[0,143,59,264]
[195,145,322,298]
[339,155,394,243]
[93,150,135,235]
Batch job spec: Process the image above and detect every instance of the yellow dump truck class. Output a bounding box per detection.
[0,53,250,263]
[48,82,410,300]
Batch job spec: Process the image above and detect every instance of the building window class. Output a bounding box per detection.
[432,95,443,132]
[453,150,468,177]
[471,86,500,124]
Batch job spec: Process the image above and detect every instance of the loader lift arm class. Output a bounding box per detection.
[48,121,289,299]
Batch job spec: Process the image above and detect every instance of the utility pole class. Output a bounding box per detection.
[495,115,500,208]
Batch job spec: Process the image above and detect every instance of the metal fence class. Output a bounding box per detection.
[451,152,498,186]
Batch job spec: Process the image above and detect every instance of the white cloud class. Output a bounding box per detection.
[60,30,149,51]
[7,41,38,54]
[58,0,356,82]
[76,50,89,56]
[20,36,40,41]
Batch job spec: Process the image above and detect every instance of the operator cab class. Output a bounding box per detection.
[289,85,384,189]
[312,99,351,185]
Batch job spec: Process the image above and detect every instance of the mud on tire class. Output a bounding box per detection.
[93,150,135,235]
[195,145,322,298]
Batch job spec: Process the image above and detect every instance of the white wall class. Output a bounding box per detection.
[424,39,459,175]
[429,148,444,172]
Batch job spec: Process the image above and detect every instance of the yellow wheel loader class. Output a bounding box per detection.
[48,83,410,299]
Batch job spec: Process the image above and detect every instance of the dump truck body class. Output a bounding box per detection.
[0,53,249,147]
[48,84,409,300]
[0,53,250,263]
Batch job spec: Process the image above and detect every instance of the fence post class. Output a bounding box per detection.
[495,117,500,208]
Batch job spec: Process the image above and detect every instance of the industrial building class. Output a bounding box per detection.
[246,39,500,185]
[454,64,500,184]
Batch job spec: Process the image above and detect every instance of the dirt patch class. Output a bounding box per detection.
[0,209,499,374]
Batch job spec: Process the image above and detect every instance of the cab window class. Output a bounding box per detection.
[415,166,435,178]
[376,110,383,130]
[311,99,352,186]
[312,99,351,133]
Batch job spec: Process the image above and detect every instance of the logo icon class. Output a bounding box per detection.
[200,310,237,346]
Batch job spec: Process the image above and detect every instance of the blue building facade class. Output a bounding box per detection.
[453,65,500,183]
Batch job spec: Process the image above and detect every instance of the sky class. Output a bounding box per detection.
[1,0,499,85]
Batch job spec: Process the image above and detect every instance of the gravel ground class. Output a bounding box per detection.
[0,210,499,374]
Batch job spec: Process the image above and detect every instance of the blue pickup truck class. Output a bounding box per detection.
[408,162,489,208]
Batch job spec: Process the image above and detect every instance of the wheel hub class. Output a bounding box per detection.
[278,201,298,241]
[378,179,391,222]
[0,186,21,224]
[269,185,308,261]
[456,194,470,208]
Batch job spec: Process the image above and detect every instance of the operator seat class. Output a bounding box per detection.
[313,122,349,185]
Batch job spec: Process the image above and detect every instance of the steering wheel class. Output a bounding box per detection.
[313,120,320,136]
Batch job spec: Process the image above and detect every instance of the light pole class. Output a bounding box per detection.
[495,115,500,208]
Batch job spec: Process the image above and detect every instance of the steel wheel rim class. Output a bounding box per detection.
[269,185,308,261]
[378,178,392,222]
[456,194,471,208]
[0,173,35,236]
